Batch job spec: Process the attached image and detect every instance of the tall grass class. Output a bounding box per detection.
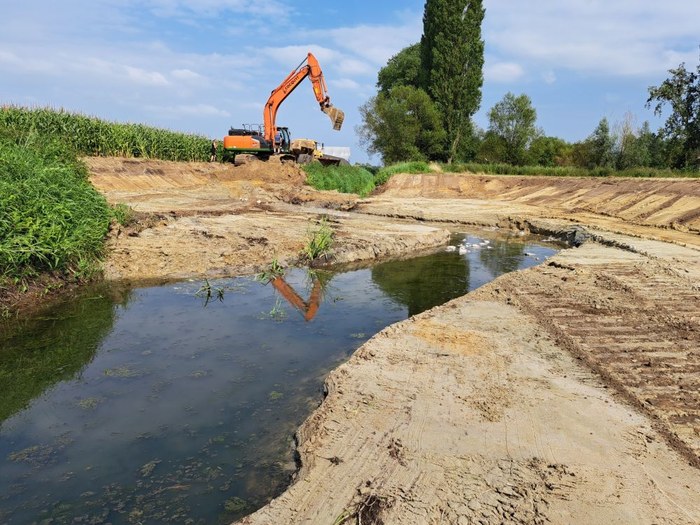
[0,133,111,281]
[0,105,212,161]
[375,161,431,186]
[302,217,333,261]
[304,163,375,197]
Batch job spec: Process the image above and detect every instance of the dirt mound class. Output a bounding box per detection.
[380,173,700,233]
[222,155,307,185]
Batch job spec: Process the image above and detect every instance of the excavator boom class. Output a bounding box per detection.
[263,53,344,147]
[223,52,344,163]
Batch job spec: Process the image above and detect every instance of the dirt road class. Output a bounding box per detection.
[87,158,700,524]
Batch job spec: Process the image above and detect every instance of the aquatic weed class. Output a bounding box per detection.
[268,391,284,401]
[195,278,225,305]
[76,397,102,410]
[224,496,250,513]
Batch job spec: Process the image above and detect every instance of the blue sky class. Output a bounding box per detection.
[1,0,698,164]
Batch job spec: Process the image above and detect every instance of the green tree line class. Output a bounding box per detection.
[357,0,699,172]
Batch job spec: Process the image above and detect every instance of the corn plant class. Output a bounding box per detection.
[0,105,214,162]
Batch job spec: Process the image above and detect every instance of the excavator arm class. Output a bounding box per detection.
[263,53,344,147]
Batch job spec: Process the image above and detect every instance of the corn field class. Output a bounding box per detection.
[0,105,212,162]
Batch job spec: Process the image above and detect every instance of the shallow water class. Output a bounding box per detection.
[0,231,559,524]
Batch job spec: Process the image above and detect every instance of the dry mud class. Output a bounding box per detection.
[86,159,700,524]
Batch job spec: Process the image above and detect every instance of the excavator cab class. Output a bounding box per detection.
[276,126,292,153]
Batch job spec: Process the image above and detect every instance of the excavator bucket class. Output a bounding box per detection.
[322,106,345,131]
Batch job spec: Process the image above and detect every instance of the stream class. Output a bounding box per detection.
[0,231,560,524]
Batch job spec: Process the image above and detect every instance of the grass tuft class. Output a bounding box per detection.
[255,259,285,284]
[110,203,136,227]
[302,217,334,261]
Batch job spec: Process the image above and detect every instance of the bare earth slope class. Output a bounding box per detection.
[84,160,699,524]
[379,173,700,233]
[86,158,450,280]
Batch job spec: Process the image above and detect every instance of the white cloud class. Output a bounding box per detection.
[337,58,374,76]
[542,71,557,85]
[171,69,204,82]
[484,0,700,78]
[332,78,361,90]
[259,45,339,68]
[0,50,20,65]
[144,0,290,18]
[145,103,230,117]
[485,62,524,83]
[302,13,422,69]
[125,66,170,86]
[0,49,57,74]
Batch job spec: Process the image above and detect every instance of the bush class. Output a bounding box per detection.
[304,163,376,197]
[0,134,111,280]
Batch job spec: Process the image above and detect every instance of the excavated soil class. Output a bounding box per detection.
[84,159,699,524]
[87,157,446,281]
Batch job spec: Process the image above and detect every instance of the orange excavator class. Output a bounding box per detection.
[222,53,345,164]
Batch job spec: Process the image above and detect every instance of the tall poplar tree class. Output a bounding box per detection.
[420,0,485,162]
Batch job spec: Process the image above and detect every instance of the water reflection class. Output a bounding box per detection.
[268,270,333,322]
[0,285,131,424]
[0,232,559,524]
[477,236,527,276]
[372,250,469,317]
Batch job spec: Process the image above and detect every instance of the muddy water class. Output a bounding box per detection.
[0,232,559,524]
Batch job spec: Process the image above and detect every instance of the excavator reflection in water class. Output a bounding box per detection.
[268,271,331,322]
